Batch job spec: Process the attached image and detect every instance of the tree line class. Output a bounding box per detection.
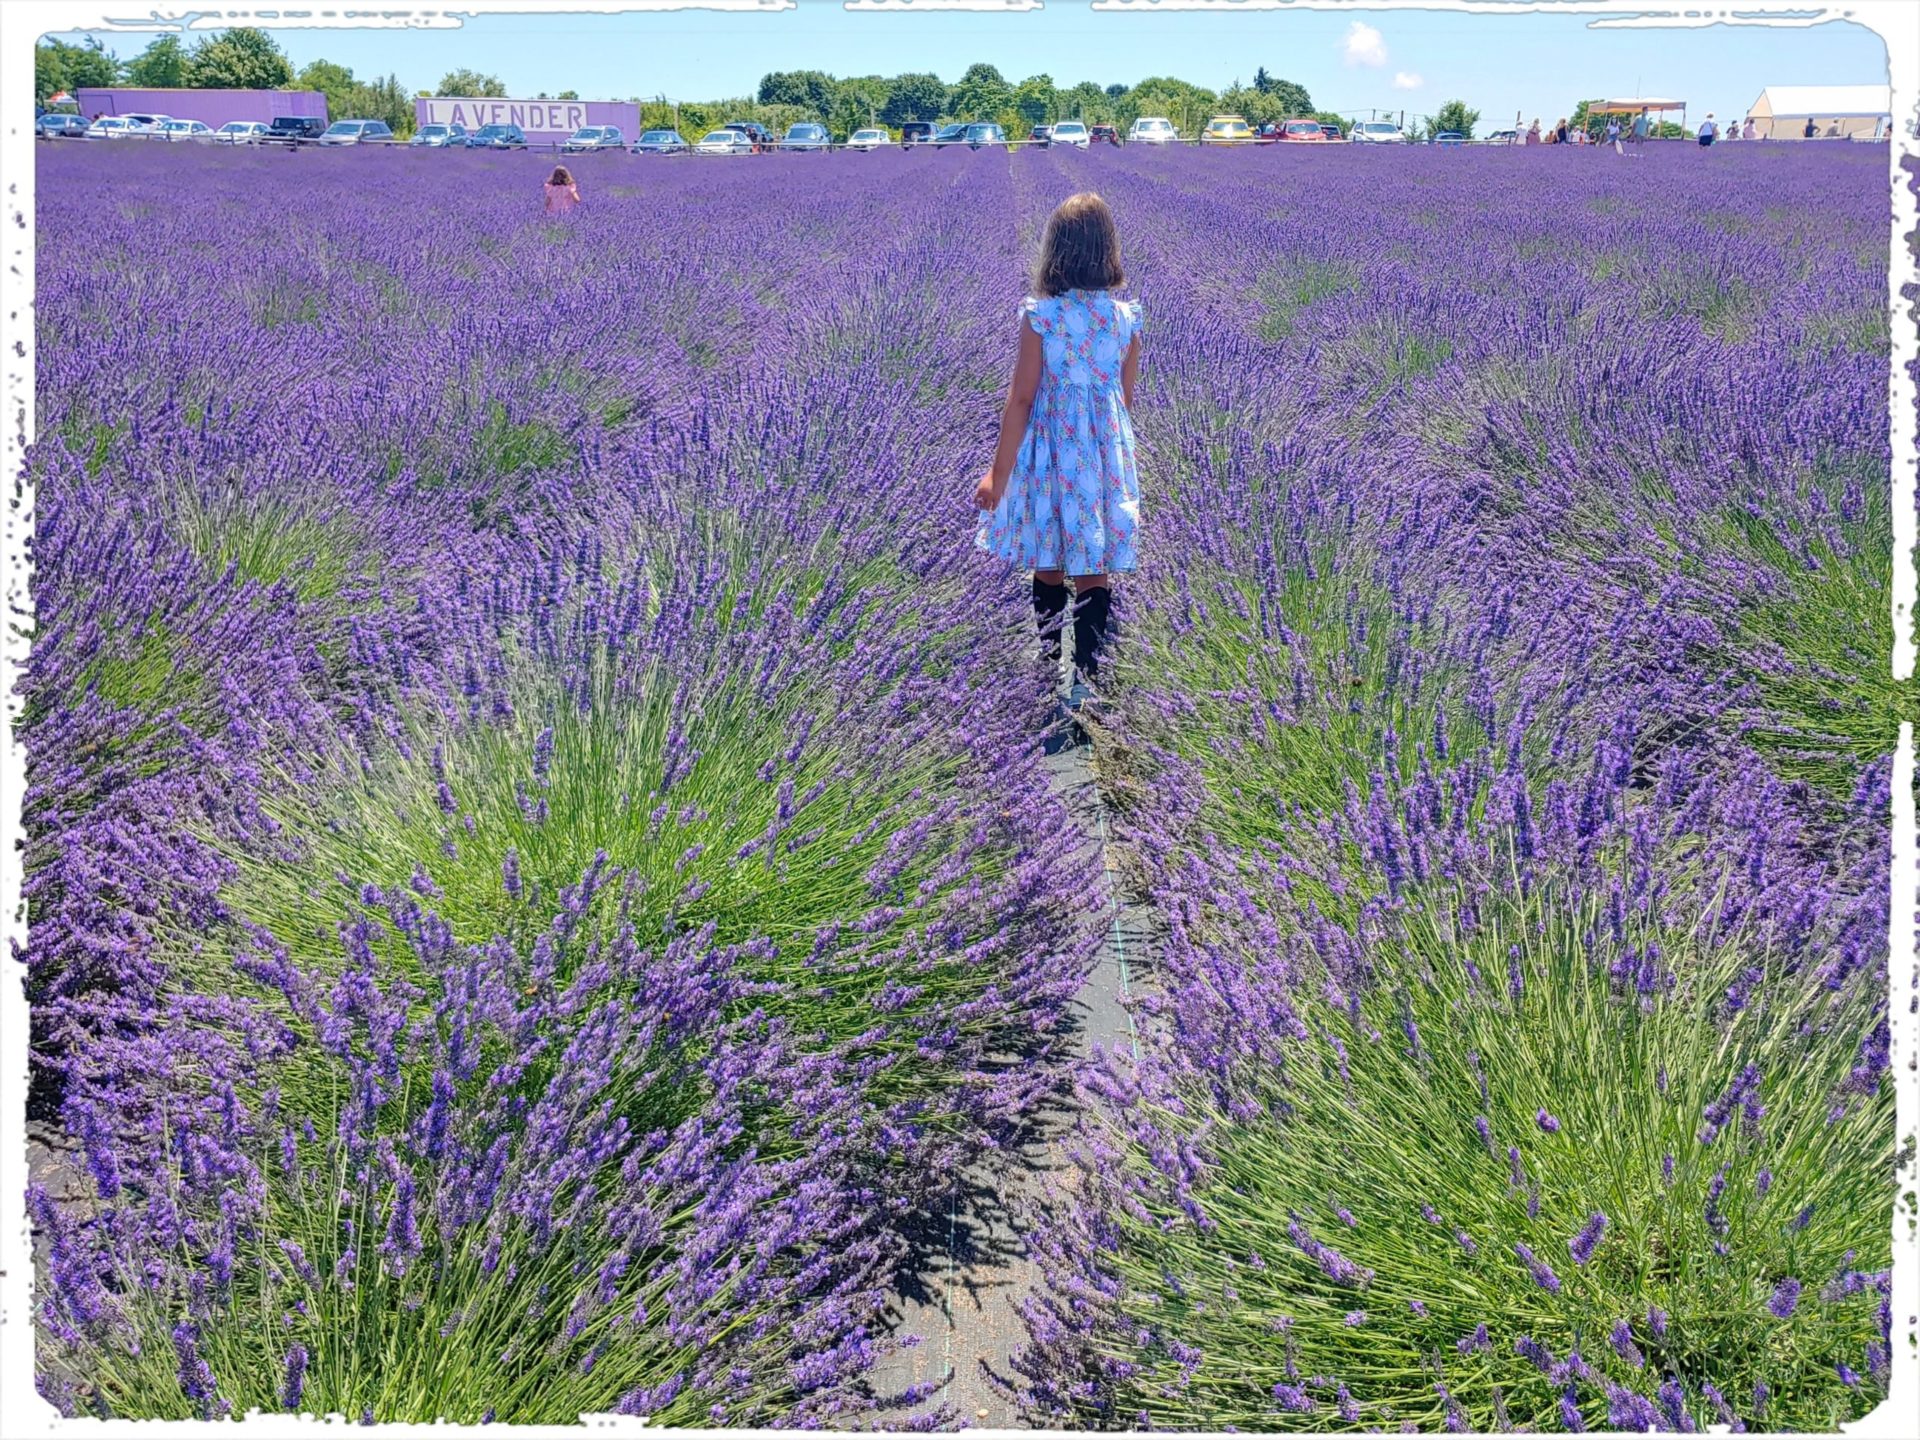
[37,29,1492,141]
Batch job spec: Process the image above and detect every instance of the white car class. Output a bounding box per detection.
[695,129,753,155]
[315,119,396,146]
[214,120,269,144]
[119,112,171,134]
[85,117,140,140]
[1050,120,1091,148]
[1351,121,1410,144]
[846,127,889,151]
[152,120,215,143]
[1128,116,1178,144]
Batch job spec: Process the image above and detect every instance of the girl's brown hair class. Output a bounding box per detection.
[1032,192,1124,297]
[549,165,575,187]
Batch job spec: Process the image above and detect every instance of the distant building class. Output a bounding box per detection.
[1744,85,1891,140]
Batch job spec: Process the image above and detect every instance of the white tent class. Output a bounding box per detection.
[1746,85,1891,140]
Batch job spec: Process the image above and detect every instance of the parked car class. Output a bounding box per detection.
[1431,130,1467,148]
[781,122,831,152]
[1485,128,1518,145]
[964,122,1007,149]
[899,121,935,148]
[411,123,469,148]
[1201,115,1256,145]
[1090,124,1121,147]
[1351,120,1410,144]
[1319,124,1345,141]
[213,120,270,144]
[1050,120,1091,149]
[846,126,890,151]
[467,123,528,150]
[262,115,328,145]
[1027,124,1052,147]
[85,117,141,140]
[151,119,216,143]
[1280,120,1327,143]
[563,125,625,152]
[721,121,774,152]
[631,129,688,154]
[118,113,171,134]
[316,119,396,147]
[1129,116,1178,144]
[36,114,88,139]
[695,128,754,156]
[929,123,971,148]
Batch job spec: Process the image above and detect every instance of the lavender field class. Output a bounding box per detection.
[22,140,1898,1430]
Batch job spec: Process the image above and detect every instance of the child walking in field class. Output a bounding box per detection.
[975,192,1142,711]
[544,166,581,214]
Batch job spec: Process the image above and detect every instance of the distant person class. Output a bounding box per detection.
[543,165,581,215]
[1606,116,1623,153]
[976,191,1140,711]
[1742,116,1757,141]
[1526,119,1541,145]
[1632,111,1649,142]
[1697,113,1717,148]
[1554,118,1569,145]
[1803,116,1817,139]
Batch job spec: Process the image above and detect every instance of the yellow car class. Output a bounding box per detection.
[1201,115,1255,145]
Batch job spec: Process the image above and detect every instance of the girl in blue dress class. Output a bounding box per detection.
[974,191,1141,704]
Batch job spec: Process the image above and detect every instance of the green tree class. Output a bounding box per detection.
[1570,99,1597,137]
[349,72,414,135]
[35,37,119,104]
[882,72,945,124]
[1013,73,1055,126]
[1428,98,1480,139]
[1269,78,1313,117]
[296,60,358,124]
[1253,66,1273,94]
[187,27,293,89]
[1105,82,1128,99]
[557,90,579,101]
[124,35,188,89]
[833,75,892,137]
[1120,75,1217,136]
[948,62,1010,121]
[1062,80,1109,122]
[436,68,506,98]
[757,69,834,115]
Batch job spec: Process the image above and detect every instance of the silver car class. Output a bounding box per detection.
[1050,120,1091,149]
[213,121,269,144]
[316,119,396,146]
[152,120,215,143]
[410,123,468,148]
[695,128,753,155]
[36,114,88,139]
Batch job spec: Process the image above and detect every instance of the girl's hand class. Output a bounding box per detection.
[974,471,1003,511]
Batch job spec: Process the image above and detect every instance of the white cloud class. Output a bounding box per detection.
[1343,21,1388,68]
[1393,72,1424,91]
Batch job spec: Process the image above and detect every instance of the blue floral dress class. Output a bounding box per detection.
[977,288,1141,576]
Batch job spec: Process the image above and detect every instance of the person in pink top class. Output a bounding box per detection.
[543,165,581,215]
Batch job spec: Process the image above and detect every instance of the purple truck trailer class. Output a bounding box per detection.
[74,88,328,127]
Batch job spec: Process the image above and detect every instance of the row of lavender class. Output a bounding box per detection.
[24,146,1107,1423]
[1004,144,1900,1428]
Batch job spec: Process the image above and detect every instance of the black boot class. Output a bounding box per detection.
[1031,577,1069,669]
[1072,586,1112,689]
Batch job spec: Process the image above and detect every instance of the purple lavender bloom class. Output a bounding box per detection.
[282,1344,309,1410]
[1609,1318,1644,1368]
[1536,1108,1560,1133]
[1515,1243,1561,1293]
[172,1322,219,1419]
[1767,1277,1801,1318]
[1647,1306,1668,1337]
[1568,1211,1607,1266]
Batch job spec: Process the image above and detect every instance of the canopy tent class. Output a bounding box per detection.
[1746,85,1891,140]
[1587,98,1686,114]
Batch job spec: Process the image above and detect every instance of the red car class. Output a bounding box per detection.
[1280,120,1328,143]
[1090,124,1121,147]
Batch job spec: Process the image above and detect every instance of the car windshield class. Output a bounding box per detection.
[324,123,359,135]
[1056,124,1085,134]
[570,129,600,140]
[642,132,673,142]
[702,132,732,143]
[1364,123,1396,133]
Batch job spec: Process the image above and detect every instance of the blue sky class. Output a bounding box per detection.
[57,4,1888,128]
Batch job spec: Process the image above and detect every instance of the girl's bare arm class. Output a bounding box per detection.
[1122,332,1141,412]
[976,322,1045,509]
